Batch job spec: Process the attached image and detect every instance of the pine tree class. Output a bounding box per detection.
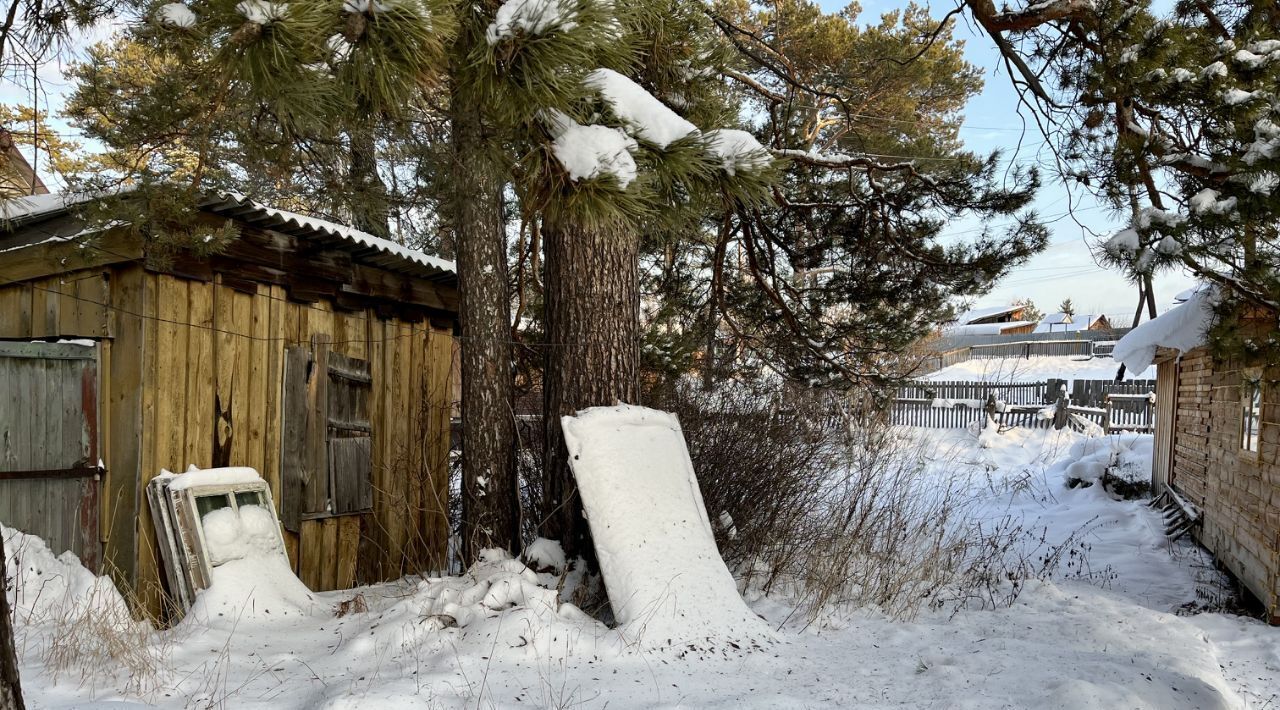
[448,0,520,562]
[472,0,779,560]
[1012,297,1043,324]
[676,0,1047,387]
[965,0,1280,361]
[1058,298,1075,318]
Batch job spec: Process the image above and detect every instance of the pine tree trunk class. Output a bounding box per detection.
[449,40,519,564]
[542,218,641,563]
[0,534,24,710]
[349,120,391,239]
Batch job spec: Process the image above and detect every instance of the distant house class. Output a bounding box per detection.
[0,128,49,197]
[943,304,1036,336]
[1033,313,1113,334]
[1115,291,1278,624]
[0,191,457,617]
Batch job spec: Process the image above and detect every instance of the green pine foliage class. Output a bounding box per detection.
[976,0,1280,364]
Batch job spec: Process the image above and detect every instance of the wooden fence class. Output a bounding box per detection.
[890,378,1157,434]
[900,379,1048,405]
[969,340,1094,360]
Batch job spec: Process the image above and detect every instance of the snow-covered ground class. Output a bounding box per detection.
[923,354,1156,382]
[5,425,1279,709]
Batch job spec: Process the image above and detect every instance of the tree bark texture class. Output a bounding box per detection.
[542,218,641,563]
[0,533,24,710]
[450,59,520,564]
[348,120,391,240]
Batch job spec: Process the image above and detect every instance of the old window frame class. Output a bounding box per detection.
[1240,370,1263,457]
[147,476,287,615]
[280,336,374,531]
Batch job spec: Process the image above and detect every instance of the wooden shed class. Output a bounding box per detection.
[0,192,457,616]
[1149,319,1279,624]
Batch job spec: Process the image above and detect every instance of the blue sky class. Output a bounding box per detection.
[813,0,1197,322]
[3,3,1196,322]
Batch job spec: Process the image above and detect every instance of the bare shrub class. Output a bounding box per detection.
[647,377,1108,624]
[3,531,169,699]
[643,378,841,571]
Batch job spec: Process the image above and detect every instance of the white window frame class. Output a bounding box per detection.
[1240,370,1263,457]
[147,476,288,616]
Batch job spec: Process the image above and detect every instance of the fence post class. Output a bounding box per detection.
[1053,388,1069,430]
[1103,393,1112,434]
[985,393,998,428]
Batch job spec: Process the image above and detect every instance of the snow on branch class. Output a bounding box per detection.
[585,69,699,149]
[542,109,638,188]
[486,0,578,45]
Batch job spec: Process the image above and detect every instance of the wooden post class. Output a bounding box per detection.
[1053,388,1069,430]
[1103,394,1113,434]
[984,393,998,428]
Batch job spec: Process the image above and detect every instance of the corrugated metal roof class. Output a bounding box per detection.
[199,193,455,282]
[1,190,456,283]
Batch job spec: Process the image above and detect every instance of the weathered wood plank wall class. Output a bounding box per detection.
[0,342,100,570]
[0,262,454,617]
[1196,352,1279,621]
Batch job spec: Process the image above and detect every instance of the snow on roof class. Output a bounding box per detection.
[1112,287,1216,372]
[0,190,455,277]
[1172,283,1212,304]
[0,192,90,223]
[214,193,455,275]
[1033,314,1104,333]
[1040,312,1073,325]
[944,320,1034,336]
[956,304,1022,325]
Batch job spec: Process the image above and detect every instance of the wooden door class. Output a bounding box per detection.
[0,341,100,570]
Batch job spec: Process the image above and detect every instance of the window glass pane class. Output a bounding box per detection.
[235,491,265,509]
[195,493,232,520]
[1241,378,1261,453]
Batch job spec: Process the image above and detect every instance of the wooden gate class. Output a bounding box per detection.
[0,341,100,571]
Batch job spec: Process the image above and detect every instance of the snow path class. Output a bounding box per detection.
[7,427,1279,709]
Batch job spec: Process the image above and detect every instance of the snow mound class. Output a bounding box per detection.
[3,524,133,628]
[562,404,777,653]
[201,504,283,566]
[1113,286,1216,372]
[159,465,264,491]
[485,0,577,44]
[522,537,568,573]
[1050,433,1155,492]
[156,2,196,27]
[185,555,319,622]
[547,111,639,188]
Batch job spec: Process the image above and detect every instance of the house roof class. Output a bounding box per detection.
[955,304,1022,325]
[1040,312,1073,325]
[1113,287,1215,372]
[1033,313,1106,333]
[944,320,1035,336]
[0,190,456,283]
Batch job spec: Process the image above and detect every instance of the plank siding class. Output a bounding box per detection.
[0,270,112,339]
[1161,345,1280,622]
[1,256,454,613]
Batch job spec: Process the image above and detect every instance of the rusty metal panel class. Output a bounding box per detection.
[0,341,101,571]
